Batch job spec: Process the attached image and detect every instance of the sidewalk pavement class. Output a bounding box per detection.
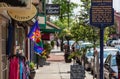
[34,47,94,79]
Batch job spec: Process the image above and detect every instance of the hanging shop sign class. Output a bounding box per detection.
[46,4,60,15]
[41,33,50,40]
[37,14,46,29]
[32,0,39,5]
[0,0,31,9]
[7,4,37,21]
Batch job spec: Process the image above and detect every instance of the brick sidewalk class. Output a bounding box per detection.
[34,51,94,79]
[47,53,65,62]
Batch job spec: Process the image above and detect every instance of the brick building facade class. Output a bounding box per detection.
[114,11,120,38]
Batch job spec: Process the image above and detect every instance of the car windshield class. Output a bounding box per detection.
[103,52,109,58]
[80,42,93,48]
[111,56,117,66]
[103,49,118,58]
[86,50,93,56]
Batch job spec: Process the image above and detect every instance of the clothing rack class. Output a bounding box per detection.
[8,53,30,79]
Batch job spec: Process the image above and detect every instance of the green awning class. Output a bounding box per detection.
[40,21,61,33]
[41,29,61,33]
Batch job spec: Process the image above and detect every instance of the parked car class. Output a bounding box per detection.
[80,42,93,49]
[63,40,75,52]
[106,39,113,46]
[115,45,120,52]
[90,48,119,77]
[84,48,94,71]
[104,52,119,79]
[111,40,118,47]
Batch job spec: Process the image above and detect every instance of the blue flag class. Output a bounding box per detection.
[28,20,44,54]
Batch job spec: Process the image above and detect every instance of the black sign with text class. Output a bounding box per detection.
[46,4,60,15]
[90,0,114,27]
[70,64,85,79]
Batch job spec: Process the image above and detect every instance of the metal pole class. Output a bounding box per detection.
[67,0,70,54]
[100,25,104,79]
[36,55,39,69]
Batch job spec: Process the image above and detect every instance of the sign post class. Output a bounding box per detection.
[90,0,114,79]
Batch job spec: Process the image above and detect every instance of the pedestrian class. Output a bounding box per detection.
[56,40,59,49]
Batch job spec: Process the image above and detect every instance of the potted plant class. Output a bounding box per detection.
[68,50,82,65]
[43,42,52,57]
[39,50,47,67]
[29,62,36,79]
[51,40,55,48]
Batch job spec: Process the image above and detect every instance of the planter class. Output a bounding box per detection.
[39,57,46,67]
[64,54,71,63]
[29,69,36,79]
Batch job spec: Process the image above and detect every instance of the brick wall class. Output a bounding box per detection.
[114,12,120,38]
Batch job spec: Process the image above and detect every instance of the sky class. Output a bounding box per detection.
[113,0,120,12]
[48,0,120,15]
[72,0,120,15]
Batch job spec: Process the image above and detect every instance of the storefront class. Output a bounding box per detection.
[0,11,10,79]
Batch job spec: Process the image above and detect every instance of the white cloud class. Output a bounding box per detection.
[113,0,120,12]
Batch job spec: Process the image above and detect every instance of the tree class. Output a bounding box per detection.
[51,0,78,37]
[52,0,78,21]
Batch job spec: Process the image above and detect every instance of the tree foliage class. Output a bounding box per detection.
[51,0,78,39]
[70,0,98,43]
[52,0,78,21]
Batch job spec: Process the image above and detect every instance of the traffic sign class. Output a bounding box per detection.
[90,0,114,27]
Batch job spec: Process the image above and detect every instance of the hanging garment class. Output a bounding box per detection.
[9,56,19,79]
[19,60,23,79]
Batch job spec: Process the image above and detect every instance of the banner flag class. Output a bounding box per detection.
[28,20,44,54]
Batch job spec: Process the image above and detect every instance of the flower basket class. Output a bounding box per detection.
[51,41,55,48]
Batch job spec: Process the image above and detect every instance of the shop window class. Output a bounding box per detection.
[15,27,25,55]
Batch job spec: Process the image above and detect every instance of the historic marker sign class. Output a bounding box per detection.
[90,0,114,27]
[46,4,60,15]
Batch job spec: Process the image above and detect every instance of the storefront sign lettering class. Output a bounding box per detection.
[46,4,60,15]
